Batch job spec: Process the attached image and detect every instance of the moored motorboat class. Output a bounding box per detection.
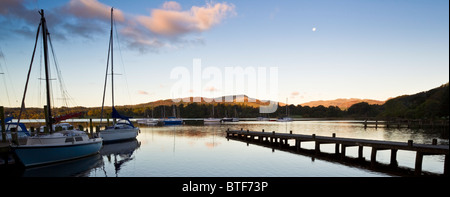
[204,118,222,124]
[137,118,159,126]
[163,117,183,125]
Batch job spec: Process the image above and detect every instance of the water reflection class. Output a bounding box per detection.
[22,154,103,177]
[9,121,447,177]
[99,139,141,177]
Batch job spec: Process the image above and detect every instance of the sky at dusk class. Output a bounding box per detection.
[0,0,449,108]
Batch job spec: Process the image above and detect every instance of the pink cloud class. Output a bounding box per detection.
[1,0,235,53]
[291,91,300,96]
[137,90,149,95]
[137,1,235,36]
[64,0,125,22]
[205,86,219,92]
[291,91,305,99]
[162,1,182,11]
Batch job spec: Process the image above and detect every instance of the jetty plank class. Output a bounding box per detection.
[227,129,449,176]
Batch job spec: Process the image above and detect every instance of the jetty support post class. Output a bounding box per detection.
[358,145,364,160]
[1,106,6,143]
[390,149,398,167]
[371,147,378,167]
[444,154,448,176]
[295,138,301,152]
[10,127,18,145]
[89,118,93,136]
[313,134,320,154]
[332,133,339,154]
[341,144,346,159]
[415,151,424,176]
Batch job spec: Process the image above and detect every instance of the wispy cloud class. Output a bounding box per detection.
[204,86,219,92]
[290,91,304,99]
[0,0,236,53]
[137,90,149,95]
[137,1,236,37]
[62,0,125,22]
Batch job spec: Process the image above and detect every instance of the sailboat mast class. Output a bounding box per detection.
[286,98,288,116]
[40,9,53,133]
[110,7,115,125]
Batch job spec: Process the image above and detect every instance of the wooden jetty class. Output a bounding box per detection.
[362,119,449,130]
[226,129,449,176]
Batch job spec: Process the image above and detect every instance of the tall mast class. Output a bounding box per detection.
[40,9,53,133]
[286,98,288,116]
[110,7,115,124]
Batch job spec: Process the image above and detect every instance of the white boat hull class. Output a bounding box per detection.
[99,127,139,143]
[13,139,102,167]
[277,117,293,122]
[204,118,222,125]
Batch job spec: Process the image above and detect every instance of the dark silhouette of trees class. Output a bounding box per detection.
[4,83,448,120]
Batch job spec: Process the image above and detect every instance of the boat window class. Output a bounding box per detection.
[65,137,74,143]
[75,137,83,141]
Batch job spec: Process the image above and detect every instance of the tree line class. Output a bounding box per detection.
[3,83,448,120]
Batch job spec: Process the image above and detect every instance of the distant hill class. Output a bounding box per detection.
[132,95,272,109]
[300,98,385,110]
[4,83,447,119]
[381,83,449,119]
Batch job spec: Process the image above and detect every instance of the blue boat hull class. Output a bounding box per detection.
[163,120,183,125]
[13,141,103,167]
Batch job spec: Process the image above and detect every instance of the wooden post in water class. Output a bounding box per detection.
[333,133,339,154]
[270,131,275,144]
[371,147,378,167]
[89,118,93,132]
[444,154,448,176]
[390,149,398,167]
[313,134,320,153]
[415,152,423,176]
[1,106,6,142]
[96,126,100,137]
[341,145,346,158]
[10,127,18,145]
[358,145,364,160]
[295,139,301,152]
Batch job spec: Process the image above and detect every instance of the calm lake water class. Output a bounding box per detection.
[19,121,448,177]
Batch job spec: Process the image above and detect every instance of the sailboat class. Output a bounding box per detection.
[277,98,292,122]
[12,10,103,167]
[222,108,239,122]
[163,105,183,125]
[204,104,221,124]
[98,8,139,143]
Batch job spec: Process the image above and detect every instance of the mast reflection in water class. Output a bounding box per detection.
[13,121,448,177]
